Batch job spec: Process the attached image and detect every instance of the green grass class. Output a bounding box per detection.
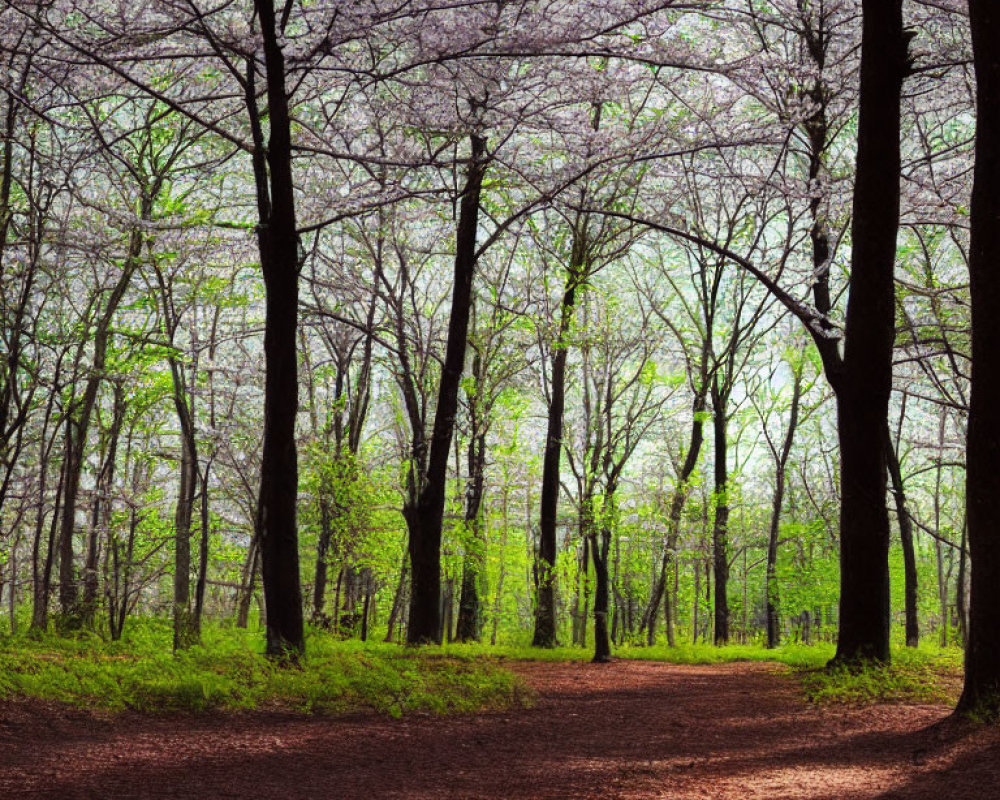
[0,622,528,717]
[0,620,963,715]
[797,645,963,706]
[437,640,835,668]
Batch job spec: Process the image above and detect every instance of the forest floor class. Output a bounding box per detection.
[1,659,998,799]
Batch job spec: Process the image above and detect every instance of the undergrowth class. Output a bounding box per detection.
[0,621,527,717]
[797,646,962,706]
[0,619,962,714]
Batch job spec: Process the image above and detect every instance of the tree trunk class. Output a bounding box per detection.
[30,384,62,633]
[830,0,906,666]
[456,428,486,641]
[533,235,587,648]
[642,391,706,643]
[405,133,485,644]
[58,222,144,627]
[172,357,199,651]
[385,552,409,643]
[194,462,211,635]
[711,378,729,646]
[252,0,306,659]
[591,526,612,663]
[960,0,1000,719]
[312,496,335,626]
[885,425,918,647]
[80,386,125,627]
[766,364,803,649]
[236,533,260,630]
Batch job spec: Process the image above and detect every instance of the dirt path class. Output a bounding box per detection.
[2,660,998,799]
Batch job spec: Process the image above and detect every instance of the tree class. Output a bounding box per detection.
[404,132,486,644]
[958,0,1000,720]
[826,0,909,664]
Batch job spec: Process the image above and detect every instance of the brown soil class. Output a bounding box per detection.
[2,660,998,799]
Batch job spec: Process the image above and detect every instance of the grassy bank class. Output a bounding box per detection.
[0,621,963,714]
[0,623,527,716]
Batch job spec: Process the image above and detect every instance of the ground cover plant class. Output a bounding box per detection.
[0,623,526,716]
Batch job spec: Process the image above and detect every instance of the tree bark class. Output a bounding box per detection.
[711,377,729,645]
[885,424,919,647]
[171,357,199,650]
[641,390,706,643]
[959,0,1000,719]
[455,427,486,641]
[533,232,587,648]
[591,524,612,663]
[58,220,145,626]
[829,0,906,666]
[252,0,306,658]
[766,366,803,649]
[405,133,485,644]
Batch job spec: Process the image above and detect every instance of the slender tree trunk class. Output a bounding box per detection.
[169,358,199,650]
[830,0,907,666]
[885,425,918,647]
[456,428,486,641]
[58,223,143,626]
[663,561,675,647]
[642,391,706,643]
[194,462,211,634]
[534,236,587,648]
[29,382,61,633]
[80,387,125,627]
[236,534,260,630]
[312,496,334,626]
[766,366,803,649]
[490,486,510,646]
[711,379,729,646]
[385,551,409,643]
[405,133,485,644]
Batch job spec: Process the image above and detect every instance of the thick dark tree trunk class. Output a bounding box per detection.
[885,425,919,647]
[251,0,306,658]
[711,378,729,646]
[405,133,485,644]
[959,0,1000,720]
[829,0,906,666]
[534,236,586,648]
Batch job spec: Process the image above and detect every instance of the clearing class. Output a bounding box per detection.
[2,660,998,799]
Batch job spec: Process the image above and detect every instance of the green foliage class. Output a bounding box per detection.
[798,646,962,706]
[0,622,527,717]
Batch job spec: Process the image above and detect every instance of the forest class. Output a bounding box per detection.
[1,0,1000,795]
